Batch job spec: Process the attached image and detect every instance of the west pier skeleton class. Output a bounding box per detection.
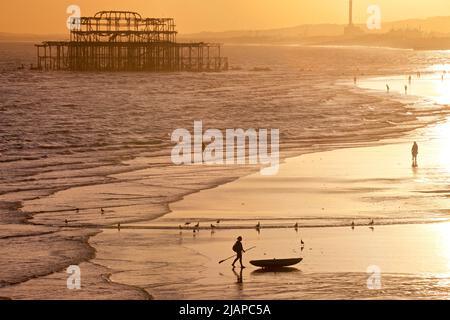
[35,11,228,72]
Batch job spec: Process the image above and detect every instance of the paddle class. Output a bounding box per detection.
[218,246,257,264]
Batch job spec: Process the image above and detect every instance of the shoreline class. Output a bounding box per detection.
[2,51,450,298]
[93,221,450,300]
[92,73,450,299]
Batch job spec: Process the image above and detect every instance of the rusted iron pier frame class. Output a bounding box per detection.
[36,41,228,72]
[35,11,228,72]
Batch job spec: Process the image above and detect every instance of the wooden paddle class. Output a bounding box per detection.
[218,246,256,264]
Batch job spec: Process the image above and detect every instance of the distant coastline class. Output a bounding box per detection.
[3,15,450,51]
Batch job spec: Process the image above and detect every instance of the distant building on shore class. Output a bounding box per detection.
[344,0,363,36]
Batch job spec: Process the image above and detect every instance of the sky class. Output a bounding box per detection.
[1,0,450,34]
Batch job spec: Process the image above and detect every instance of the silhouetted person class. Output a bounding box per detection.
[354,76,357,85]
[404,85,408,95]
[408,75,412,84]
[412,142,419,167]
[232,236,246,268]
[386,84,390,93]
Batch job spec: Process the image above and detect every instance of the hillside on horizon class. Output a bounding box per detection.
[179,16,450,43]
[2,16,450,44]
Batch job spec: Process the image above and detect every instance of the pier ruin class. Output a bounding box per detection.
[35,11,228,72]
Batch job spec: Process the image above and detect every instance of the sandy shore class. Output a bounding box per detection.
[87,73,450,300]
[1,51,449,299]
[89,114,450,299]
[91,222,450,299]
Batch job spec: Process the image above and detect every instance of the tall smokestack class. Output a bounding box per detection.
[349,0,353,26]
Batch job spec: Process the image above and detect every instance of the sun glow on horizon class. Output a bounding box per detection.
[2,0,450,34]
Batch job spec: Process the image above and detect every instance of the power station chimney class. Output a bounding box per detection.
[349,0,353,26]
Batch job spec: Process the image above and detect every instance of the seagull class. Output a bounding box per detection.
[216,220,221,224]
[185,222,191,226]
[195,222,200,229]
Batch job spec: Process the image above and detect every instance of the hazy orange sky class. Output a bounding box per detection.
[1,0,450,34]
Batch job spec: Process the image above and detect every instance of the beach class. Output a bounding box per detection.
[88,114,450,300]
[0,44,450,299]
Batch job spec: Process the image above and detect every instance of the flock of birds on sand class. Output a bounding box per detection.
[177,218,377,234]
[64,207,107,226]
[64,207,377,235]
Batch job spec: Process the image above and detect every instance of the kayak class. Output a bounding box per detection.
[250,258,303,268]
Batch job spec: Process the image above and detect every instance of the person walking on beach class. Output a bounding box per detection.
[386,84,390,93]
[232,236,246,268]
[411,142,419,167]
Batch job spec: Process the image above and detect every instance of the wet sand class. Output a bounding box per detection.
[90,73,450,300]
[89,117,450,299]
[90,222,450,299]
[1,46,449,299]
